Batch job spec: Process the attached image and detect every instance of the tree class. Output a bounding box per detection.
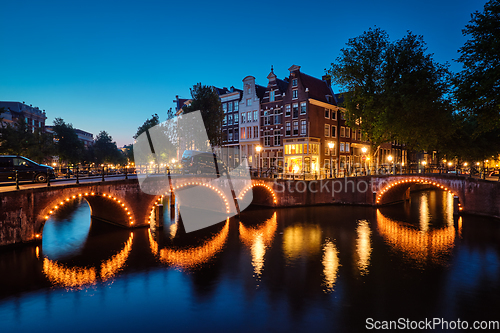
[327,28,454,155]
[455,0,500,134]
[182,83,223,148]
[134,114,159,140]
[0,117,36,157]
[93,131,125,165]
[53,118,84,165]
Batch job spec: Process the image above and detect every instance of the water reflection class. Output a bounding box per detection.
[322,239,340,292]
[42,232,134,288]
[149,219,230,270]
[239,212,277,280]
[356,220,372,275]
[376,210,455,265]
[282,224,322,264]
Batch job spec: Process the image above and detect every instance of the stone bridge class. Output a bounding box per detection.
[1,174,499,247]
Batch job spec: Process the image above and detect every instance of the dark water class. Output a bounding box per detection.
[0,190,499,332]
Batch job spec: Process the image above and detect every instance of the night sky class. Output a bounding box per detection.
[0,0,488,147]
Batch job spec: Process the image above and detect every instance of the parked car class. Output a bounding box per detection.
[0,155,55,183]
[180,150,227,175]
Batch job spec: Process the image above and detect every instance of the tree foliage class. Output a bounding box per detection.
[183,83,223,148]
[134,114,159,140]
[327,27,454,153]
[53,118,84,164]
[455,0,500,135]
[91,131,125,165]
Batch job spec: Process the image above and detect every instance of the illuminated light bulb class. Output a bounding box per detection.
[60,202,64,205]
[35,234,39,238]
[45,216,49,219]
[118,200,121,203]
[127,212,131,215]
[129,216,132,219]
[121,203,125,206]
[125,208,128,210]
[91,192,95,195]
[49,210,53,214]
[66,198,70,201]
[85,193,88,196]
[78,194,82,197]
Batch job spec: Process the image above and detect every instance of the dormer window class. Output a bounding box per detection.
[292,78,298,87]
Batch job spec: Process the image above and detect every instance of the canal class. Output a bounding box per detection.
[0,189,499,332]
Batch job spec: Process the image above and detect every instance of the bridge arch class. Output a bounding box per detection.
[238,183,277,206]
[375,176,461,209]
[39,192,136,237]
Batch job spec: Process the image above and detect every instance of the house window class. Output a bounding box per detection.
[235,130,239,141]
[286,122,291,136]
[264,131,271,146]
[254,126,258,138]
[274,108,281,124]
[242,113,246,123]
[340,142,345,152]
[340,126,345,137]
[324,124,330,137]
[325,147,330,156]
[234,113,239,124]
[301,120,307,135]
[285,104,291,117]
[228,102,233,112]
[234,102,238,111]
[247,127,252,139]
[345,143,350,152]
[346,128,350,138]
[292,103,299,118]
[247,111,252,122]
[241,127,246,139]
[274,130,281,146]
[228,114,233,125]
[331,110,336,120]
[253,110,258,121]
[223,103,227,113]
[246,99,252,106]
[357,129,362,140]
[270,90,275,102]
[325,108,330,119]
[223,115,227,125]
[300,102,307,114]
[331,125,337,138]
[293,121,299,135]
[263,111,271,125]
[292,89,298,99]
[228,130,233,141]
[292,78,297,87]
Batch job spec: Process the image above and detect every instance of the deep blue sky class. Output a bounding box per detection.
[0,0,487,147]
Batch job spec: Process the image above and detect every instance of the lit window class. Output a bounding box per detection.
[345,143,350,152]
[300,102,307,114]
[241,127,246,139]
[340,142,345,152]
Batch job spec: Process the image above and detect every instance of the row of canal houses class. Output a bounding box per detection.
[174,65,404,175]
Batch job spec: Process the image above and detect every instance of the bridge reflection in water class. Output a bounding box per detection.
[41,232,134,288]
[376,191,459,266]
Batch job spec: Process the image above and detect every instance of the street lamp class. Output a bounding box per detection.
[328,142,335,178]
[422,160,427,173]
[387,155,393,174]
[256,145,262,177]
[361,147,367,175]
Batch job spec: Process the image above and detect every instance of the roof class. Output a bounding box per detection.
[276,78,289,93]
[255,84,267,99]
[298,72,337,105]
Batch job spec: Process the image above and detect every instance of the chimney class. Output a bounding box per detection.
[322,75,331,86]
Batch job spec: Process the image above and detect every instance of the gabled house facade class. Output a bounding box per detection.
[238,76,266,168]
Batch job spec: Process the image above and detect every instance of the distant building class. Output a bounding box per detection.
[0,101,47,131]
[239,76,266,168]
[218,86,242,168]
[45,126,94,147]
